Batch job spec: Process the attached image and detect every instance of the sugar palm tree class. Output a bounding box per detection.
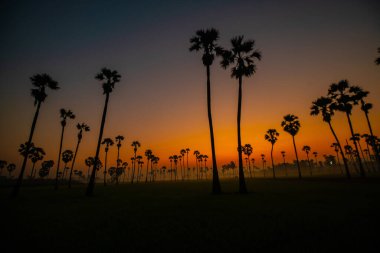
[115,135,125,178]
[86,68,121,196]
[350,86,380,170]
[281,114,302,178]
[180,149,186,180]
[7,163,16,178]
[11,74,59,197]
[242,144,253,178]
[28,146,45,178]
[0,160,7,177]
[311,96,350,178]
[130,141,140,184]
[328,80,365,177]
[281,151,287,176]
[193,150,200,180]
[220,35,261,193]
[145,149,153,183]
[189,28,223,194]
[85,157,95,181]
[265,129,279,179]
[68,123,90,188]
[101,138,114,186]
[61,150,74,181]
[302,145,312,176]
[173,155,179,181]
[54,108,75,189]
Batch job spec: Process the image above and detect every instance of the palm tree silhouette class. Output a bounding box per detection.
[193,150,200,180]
[331,143,344,174]
[328,80,365,177]
[350,133,367,170]
[281,151,287,176]
[281,114,302,178]
[376,47,380,65]
[145,149,153,183]
[68,123,90,188]
[242,144,253,178]
[185,148,190,178]
[169,156,173,181]
[86,68,121,196]
[0,160,7,177]
[312,152,318,167]
[101,138,114,186]
[350,86,380,170]
[28,146,45,178]
[190,28,222,194]
[11,74,59,197]
[7,163,16,178]
[302,145,312,176]
[173,155,179,181]
[311,96,350,178]
[115,135,125,183]
[54,108,75,190]
[220,35,261,193]
[61,150,74,181]
[261,154,266,177]
[130,141,140,184]
[265,129,279,179]
[180,149,186,180]
[136,155,143,182]
[85,157,95,181]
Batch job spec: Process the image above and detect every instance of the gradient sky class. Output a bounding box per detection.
[1,0,379,173]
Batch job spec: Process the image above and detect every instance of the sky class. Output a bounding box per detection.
[1,0,379,174]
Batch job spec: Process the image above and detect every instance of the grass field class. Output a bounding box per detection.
[1,178,380,252]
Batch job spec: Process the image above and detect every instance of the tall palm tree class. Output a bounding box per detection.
[281,151,287,176]
[145,149,153,183]
[311,96,350,178]
[86,68,121,196]
[350,86,380,170]
[189,28,222,194]
[130,141,141,184]
[281,114,302,178]
[68,123,90,188]
[185,148,190,178]
[85,157,95,181]
[242,144,253,178]
[7,163,16,178]
[0,160,7,177]
[220,35,261,193]
[61,150,74,181]
[54,108,75,190]
[265,129,279,179]
[11,74,59,197]
[302,145,312,176]
[28,146,45,178]
[328,80,365,177]
[101,138,114,186]
[115,135,125,181]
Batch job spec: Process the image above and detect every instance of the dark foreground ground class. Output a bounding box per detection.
[1,178,380,252]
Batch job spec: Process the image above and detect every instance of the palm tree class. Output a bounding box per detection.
[180,149,186,180]
[136,155,143,182]
[28,146,45,178]
[7,163,16,178]
[0,160,7,177]
[265,129,279,179]
[145,149,153,183]
[61,150,74,180]
[193,150,200,180]
[130,141,141,184]
[185,148,190,178]
[350,133,367,169]
[190,28,222,194]
[54,108,75,189]
[85,157,95,181]
[302,145,312,176]
[375,47,380,65]
[11,74,59,197]
[40,160,54,179]
[281,151,287,176]
[220,35,261,193]
[261,154,266,177]
[173,155,179,181]
[68,123,90,188]
[169,156,173,181]
[281,114,302,178]
[101,138,114,186]
[331,143,344,174]
[86,68,121,196]
[312,152,318,167]
[242,144,253,178]
[115,135,125,182]
[311,96,350,178]
[350,86,380,170]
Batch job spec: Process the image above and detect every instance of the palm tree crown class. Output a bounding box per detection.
[59,109,75,127]
[95,68,121,94]
[281,114,300,136]
[30,73,59,105]
[189,28,223,66]
[265,129,279,144]
[310,96,334,122]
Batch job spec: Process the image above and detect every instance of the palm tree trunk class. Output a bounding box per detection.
[131,152,137,184]
[68,139,81,188]
[363,106,380,171]
[54,125,65,190]
[11,102,41,197]
[186,152,189,180]
[145,159,149,183]
[306,154,312,176]
[248,156,252,179]
[104,151,108,186]
[292,135,302,178]
[328,121,350,178]
[86,93,110,196]
[271,145,275,179]
[345,113,365,177]
[30,162,36,178]
[237,76,247,193]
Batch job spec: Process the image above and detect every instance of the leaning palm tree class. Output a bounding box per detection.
[68,123,90,188]
[101,138,114,186]
[242,144,253,178]
[28,146,45,178]
[328,80,365,177]
[264,129,279,179]
[54,108,75,190]
[220,35,261,193]
[0,160,7,177]
[130,141,141,184]
[311,96,350,178]
[61,150,74,181]
[86,68,121,196]
[11,74,59,197]
[189,28,222,194]
[302,145,312,176]
[144,149,153,183]
[281,114,302,178]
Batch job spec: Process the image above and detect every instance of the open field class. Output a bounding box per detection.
[1,178,380,252]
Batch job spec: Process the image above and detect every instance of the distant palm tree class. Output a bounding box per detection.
[136,155,143,182]
[185,148,190,179]
[375,47,380,65]
[180,149,186,180]
[85,157,95,181]
[190,28,223,194]
[265,129,279,179]
[68,123,90,188]
[169,156,173,181]
[54,108,75,190]
[281,151,287,176]
[220,35,261,193]
[281,114,302,178]
[145,149,153,183]
[242,144,253,178]
[61,150,74,181]
[131,141,141,184]
[302,145,312,176]
[350,86,380,170]
[39,160,54,179]
[312,152,318,167]
[193,150,200,180]
[311,96,350,178]
[328,80,365,177]
[331,143,344,174]
[173,155,179,181]
[0,160,7,177]
[12,74,59,197]
[101,138,114,186]
[350,133,367,169]
[261,154,266,177]
[86,68,121,196]
[115,135,125,183]
[28,146,45,178]
[7,163,16,178]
